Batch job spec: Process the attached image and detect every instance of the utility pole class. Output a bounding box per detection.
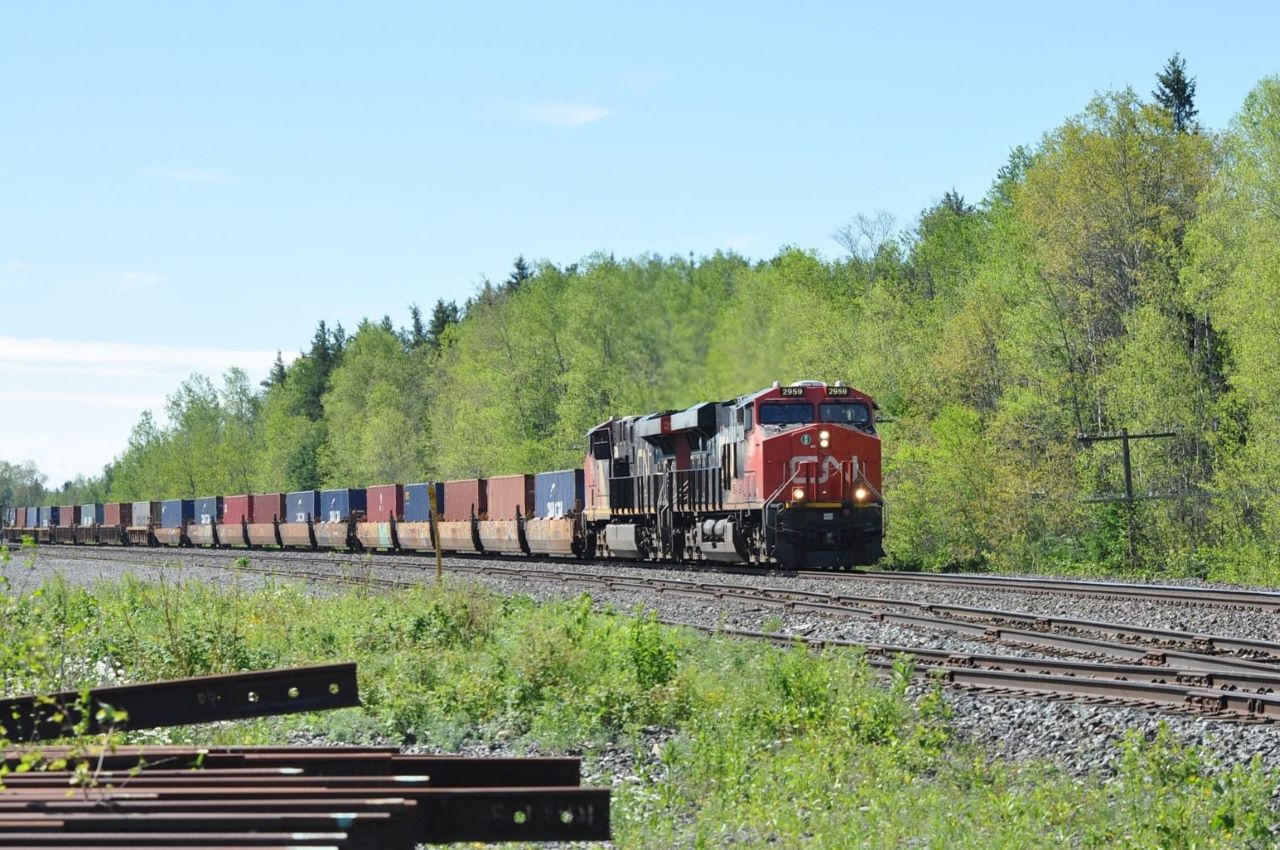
[1077,429,1177,568]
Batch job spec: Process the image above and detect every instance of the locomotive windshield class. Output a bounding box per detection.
[759,402,814,425]
[819,402,872,428]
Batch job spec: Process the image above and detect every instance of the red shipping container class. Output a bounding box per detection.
[251,493,286,523]
[223,495,252,524]
[60,505,80,528]
[104,503,133,526]
[487,474,535,520]
[366,484,404,522]
[15,508,26,527]
[442,479,487,522]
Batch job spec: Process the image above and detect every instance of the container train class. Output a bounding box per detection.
[2,381,884,569]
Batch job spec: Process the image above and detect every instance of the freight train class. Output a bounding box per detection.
[2,381,884,569]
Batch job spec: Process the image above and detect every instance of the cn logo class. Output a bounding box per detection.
[789,455,844,484]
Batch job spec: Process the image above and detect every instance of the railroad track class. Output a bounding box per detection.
[21,543,1280,724]
[816,568,1280,613]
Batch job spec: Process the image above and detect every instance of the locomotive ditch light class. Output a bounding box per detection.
[854,486,869,501]
[791,487,806,502]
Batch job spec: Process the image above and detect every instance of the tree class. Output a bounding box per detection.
[426,299,460,350]
[405,303,428,349]
[504,255,533,293]
[1153,52,1198,132]
[261,350,288,389]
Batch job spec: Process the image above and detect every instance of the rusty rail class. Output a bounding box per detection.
[0,664,359,743]
[0,746,609,846]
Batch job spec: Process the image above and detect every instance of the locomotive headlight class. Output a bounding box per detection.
[819,430,830,441]
[791,487,806,502]
[854,486,869,501]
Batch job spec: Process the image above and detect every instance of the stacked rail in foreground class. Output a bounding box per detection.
[0,746,610,847]
[0,664,610,847]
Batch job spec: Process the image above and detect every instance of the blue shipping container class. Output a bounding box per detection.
[44,506,61,528]
[320,488,366,523]
[161,499,194,529]
[81,504,105,527]
[403,483,444,523]
[29,507,40,527]
[286,490,321,523]
[194,496,223,526]
[533,469,585,519]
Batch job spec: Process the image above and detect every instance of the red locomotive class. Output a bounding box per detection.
[584,380,883,568]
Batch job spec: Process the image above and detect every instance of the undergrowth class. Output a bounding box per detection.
[0,565,1276,847]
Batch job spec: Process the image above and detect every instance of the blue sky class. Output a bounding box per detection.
[3,1,1279,484]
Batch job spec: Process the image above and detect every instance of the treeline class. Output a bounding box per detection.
[39,61,1280,578]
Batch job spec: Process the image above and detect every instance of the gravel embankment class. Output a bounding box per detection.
[15,546,1280,777]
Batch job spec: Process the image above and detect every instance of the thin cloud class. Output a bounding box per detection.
[510,103,614,127]
[140,167,237,185]
[106,271,165,289]
[0,336,284,372]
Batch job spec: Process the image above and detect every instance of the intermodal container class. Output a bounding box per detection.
[160,499,194,529]
[60,506,80,528]
[286,490,321,523]
[29,507,41,527]
[81,504,105,527]
[534,469,585,519]
[15,508,26,528]
[131,501,161,526]
[194,496,223,526]
[365,484,403,522]
[251,493,285,523]
[403,483,443,523]
[35,507,48,528]
[442,479,486,521]
[223,495,252,524]
[319,488,366,523]
[104,502,133,527]
[46,506,61,527]
[487,474,535,520]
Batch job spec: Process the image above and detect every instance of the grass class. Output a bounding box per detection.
[1,560,1277,848]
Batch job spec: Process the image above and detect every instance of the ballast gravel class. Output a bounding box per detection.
[14,545,1280,777]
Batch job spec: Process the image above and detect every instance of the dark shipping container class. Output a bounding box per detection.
[286,490,321,523]
[442,479,486,522]
[534,469,586,519]
[194,496,223,525]
[319,488,366,523]
[365,484,403,522]
[81,504,104,527]
[131,501,161,526]
[487,474,535,520]
[60,506,80,528]
[402,483,443,523]
[161,499,194,529]
[223,495,252,524]
[251,493,286,523]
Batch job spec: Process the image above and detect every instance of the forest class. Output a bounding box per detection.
[15,59,1280,579]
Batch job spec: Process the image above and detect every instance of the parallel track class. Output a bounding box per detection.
[20,542,1280,724]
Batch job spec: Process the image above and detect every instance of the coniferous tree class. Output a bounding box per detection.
[261,350,288,389]
[426,299,460,349]
[504,255,533,293]
[1154,52,1198,132]
[406,303,428,349]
